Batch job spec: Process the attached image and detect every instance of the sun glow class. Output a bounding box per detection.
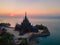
[10,13,15,16]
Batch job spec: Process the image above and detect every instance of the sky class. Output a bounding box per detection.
[0,0,60,16]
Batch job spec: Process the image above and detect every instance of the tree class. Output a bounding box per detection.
[35,24,47,30]
[0,23,11,27]
[0,32,14,45]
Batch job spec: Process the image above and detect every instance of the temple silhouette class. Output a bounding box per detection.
[15,12,38,35]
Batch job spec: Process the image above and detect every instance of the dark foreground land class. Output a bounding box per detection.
[0,23,50,45]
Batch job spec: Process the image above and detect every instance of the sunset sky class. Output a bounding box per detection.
[0,0,60,16]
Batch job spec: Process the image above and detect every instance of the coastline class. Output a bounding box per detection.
[5,27,50,45]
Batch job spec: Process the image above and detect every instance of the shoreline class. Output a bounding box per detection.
[5,27,50,45]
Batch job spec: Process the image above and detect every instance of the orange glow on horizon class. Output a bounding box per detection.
[0,10,60,16]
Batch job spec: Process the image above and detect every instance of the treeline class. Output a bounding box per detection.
[0,23,11,27]
[35,24,48,30]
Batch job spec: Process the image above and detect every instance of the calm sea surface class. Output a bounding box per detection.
[0,17,60,45]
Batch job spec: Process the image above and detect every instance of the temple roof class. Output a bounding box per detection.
[15,12,38,35]
[21,12,31,26]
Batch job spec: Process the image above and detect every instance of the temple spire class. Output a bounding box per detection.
[25,11,27,19]
[25,11,27,16]
[25,11,28,20]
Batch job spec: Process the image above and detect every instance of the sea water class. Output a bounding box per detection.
[0,16,60,45]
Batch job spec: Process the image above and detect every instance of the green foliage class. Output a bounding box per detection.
[35,24,48,30]
[0,32,14,45]
[19,40,27,45]
[0,23,11,27]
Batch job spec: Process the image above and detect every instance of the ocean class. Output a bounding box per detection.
[0,16,60,45]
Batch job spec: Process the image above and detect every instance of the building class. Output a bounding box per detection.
[15,12,38,35]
